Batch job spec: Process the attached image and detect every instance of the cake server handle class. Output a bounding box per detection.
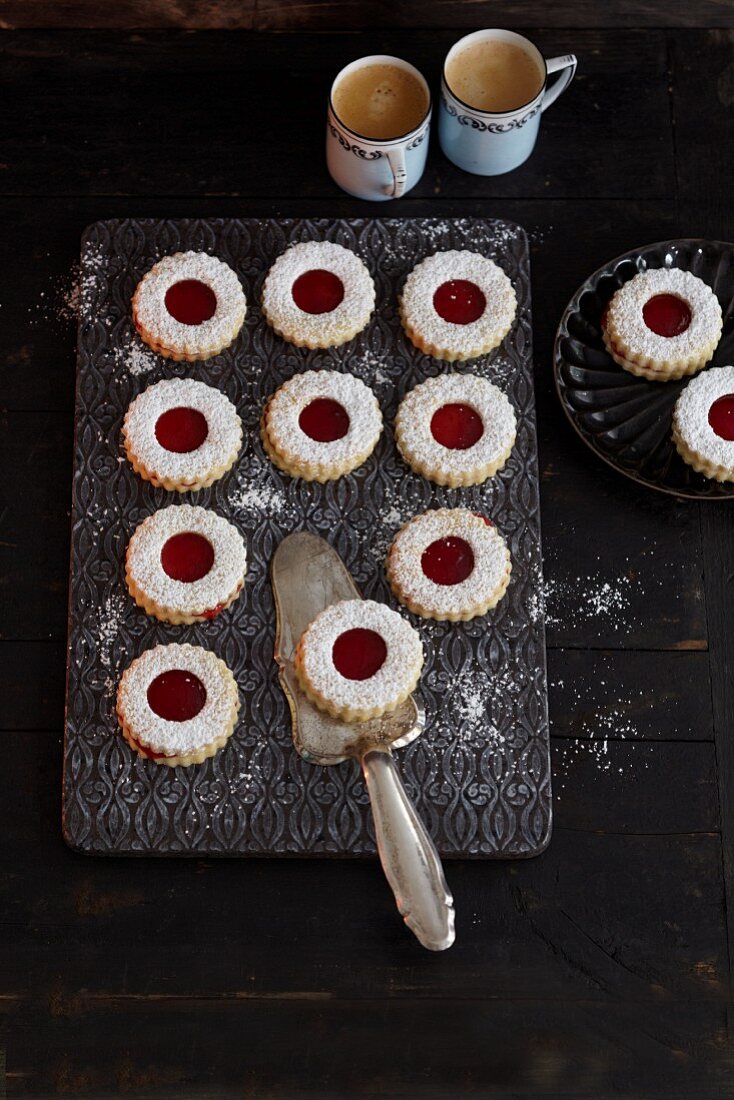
[361,747,455,952]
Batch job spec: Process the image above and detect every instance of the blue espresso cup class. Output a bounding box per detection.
[439,29,577,177]
[327,55,432,201]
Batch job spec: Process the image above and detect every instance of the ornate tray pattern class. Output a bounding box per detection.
[554,238,734,499]
[63,217,550,858]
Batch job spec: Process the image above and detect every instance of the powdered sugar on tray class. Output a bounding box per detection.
[434,665,524,750]
[227,464,299,525]
[110,335,160,376]
[347,348,391,388]
[93,590,127,670]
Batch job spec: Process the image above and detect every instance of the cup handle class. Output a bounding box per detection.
[385,147,407,198]
[541,54,577,112]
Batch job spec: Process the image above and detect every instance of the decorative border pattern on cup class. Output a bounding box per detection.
[406,130,428,150]
[328,124,384,159]
[440,93,541,134]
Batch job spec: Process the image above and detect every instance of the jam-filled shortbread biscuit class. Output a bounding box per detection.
[261,240,375,349]
[122,378,242,492]
[117,643,240,767]
[294,599,424,723]
[602,268,722,381]
[132,251,247,361]
[399,250,517,362]
[387,508,511,621]
[261,370,382,482]
[395,373,516,487]
[673,365,734,482]
[125,505,247,625]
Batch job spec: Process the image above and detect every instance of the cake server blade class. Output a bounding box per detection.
[272,531,455,952]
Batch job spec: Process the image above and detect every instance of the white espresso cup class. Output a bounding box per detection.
[439,29,577,176]
[327,55,432,201]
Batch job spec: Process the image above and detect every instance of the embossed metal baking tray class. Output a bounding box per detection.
[63,217,550,858]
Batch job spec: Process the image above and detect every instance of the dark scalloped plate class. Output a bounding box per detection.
[553,238,734,499]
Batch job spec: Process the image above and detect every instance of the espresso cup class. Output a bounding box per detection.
[327,55,432,201]
[439,29,577,176]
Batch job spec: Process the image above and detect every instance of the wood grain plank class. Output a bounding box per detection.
[0,0,258,30]
[671,26,734,988]
[1,0,733,30]
[3,997,730,1099]
[0,29,674,200]
[548,650,712,741]
[0,642,65,730]
[1,732,725,999]
[255,0,734,31]
[552,740,719,833]
[0,410,71,641]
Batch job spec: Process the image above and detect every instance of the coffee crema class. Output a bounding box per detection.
[333,63,428,140]
[445,39,544,113]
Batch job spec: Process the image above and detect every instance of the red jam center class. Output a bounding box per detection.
[433,280,487,325]
[292,269,345,315]
[642,294,692,337]
[160,532,215,583]
[298,397,350,443]
[708,394,734,441]
[332,628,387,681]
[147,670,207,722]
[164,279,217,325]
[154,407,209,453]
[421,537,475,586]
[430,404,484,450]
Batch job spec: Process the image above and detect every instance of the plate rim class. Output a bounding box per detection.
[553,236,734,501]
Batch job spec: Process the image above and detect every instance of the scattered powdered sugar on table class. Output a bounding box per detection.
[554,738,646,798]
[57,262,82,323]
[30,244,106,327]
[542,573,633,627]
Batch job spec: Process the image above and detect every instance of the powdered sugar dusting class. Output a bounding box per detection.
[297,599,423,713]
[126,505,247,617]
[111,335,160,377]
[133,251,246,359]
[673,365,734,472]
[434,665,525,750]
[264,369,382,471]
[396,373,516,482]
[32,244,106,327]
[118,643,238,756]
[388,508,510,618]
[94,591,127,670]
[123,378,242,485]
[262,240,375,347]
[543,573,633,628]
[400,250,516,358]
[606,268,722,363]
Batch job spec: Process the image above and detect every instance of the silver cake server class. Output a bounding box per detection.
[271,531,455,952]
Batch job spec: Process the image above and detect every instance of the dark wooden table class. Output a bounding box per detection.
[2,10,734,1098]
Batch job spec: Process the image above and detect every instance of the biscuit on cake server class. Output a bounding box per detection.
[271,530,455,952]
